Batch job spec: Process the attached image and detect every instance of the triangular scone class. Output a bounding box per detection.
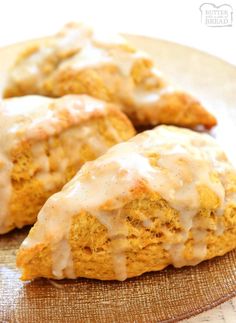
[4,23,217,129]
[0,94,135,233]
[17,126,236,281]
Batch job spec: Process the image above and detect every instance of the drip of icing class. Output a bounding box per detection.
[134,91,161,105]
[215,221,225,236]
[143,218,153,229]
[52,239,76,279]
[21,126,236,279]
[133,86,174,106]
[93,210,128,281]
[191,228,207,264]
[0,94,111,233]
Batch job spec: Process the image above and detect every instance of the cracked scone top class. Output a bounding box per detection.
[4,23,217,129]
[17,125,236,281]
[0,94,135,233]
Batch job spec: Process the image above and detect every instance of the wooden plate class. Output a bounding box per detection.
[0,35,236,322]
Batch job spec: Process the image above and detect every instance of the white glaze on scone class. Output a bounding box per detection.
[7,23,168,107]
[8,24,92,90]
[21,126,236,280]
[0,94,120,233]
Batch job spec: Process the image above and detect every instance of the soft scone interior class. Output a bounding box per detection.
[17,125,236,281]
[0,94,135,233]
[3,23,217,129]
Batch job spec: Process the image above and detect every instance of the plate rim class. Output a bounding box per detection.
[0,33,236,322]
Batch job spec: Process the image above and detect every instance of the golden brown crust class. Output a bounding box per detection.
[3,24,217,129]
[4,110,135,233]
[124,91,217,129]
[41,67,217,130]
[17,180,236,281]
[17,126,236,280]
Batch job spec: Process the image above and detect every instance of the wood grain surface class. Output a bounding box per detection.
[0,35,236,322]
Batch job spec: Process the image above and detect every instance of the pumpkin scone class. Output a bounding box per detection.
[17,126,236,281]
[4,23,217,129]
[0,94,135,234]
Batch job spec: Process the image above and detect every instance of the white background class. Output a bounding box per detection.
[0,0,235,65]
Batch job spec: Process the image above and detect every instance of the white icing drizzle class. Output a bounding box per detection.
[21,126,236,279]
[93,210,128,281]
[8,24,92,90]
[56,23,92,55]
[58,40,149,78]
[10,47,55,88]
[7,23,170,109]
[55,23,150,78]
[52,239,76,278]
[143,218,153,229]
[133,86,174,105]
[0,96,52,232]
[215,221,225,236]
[31,121,121,193]
[0,94,113,233]
[60,43,113,71]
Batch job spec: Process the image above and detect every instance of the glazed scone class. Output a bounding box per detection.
[17,126,236,281]
[0,94,135,233]
[4,23,217,129]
